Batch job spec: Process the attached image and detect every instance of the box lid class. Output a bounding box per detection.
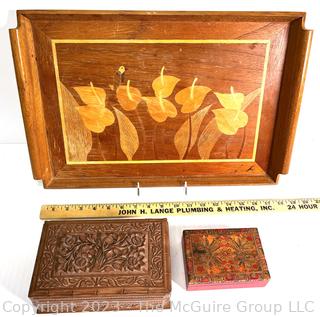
[29,219,171,299]
[183,228,270,289]
[10,11,312,187]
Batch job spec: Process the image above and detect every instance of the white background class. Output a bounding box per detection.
[0,1,320,316]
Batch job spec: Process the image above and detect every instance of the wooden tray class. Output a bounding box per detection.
[10,11,313,188]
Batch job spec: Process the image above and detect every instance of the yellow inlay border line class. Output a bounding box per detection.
[52,41,70,162]
[252,41,271,161]
[51,39,270,165]
[52,39,270,44]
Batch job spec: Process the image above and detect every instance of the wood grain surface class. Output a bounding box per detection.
[9,11,313,188]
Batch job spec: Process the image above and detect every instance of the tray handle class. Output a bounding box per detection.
[9,14,51,181]
[269,16,313,181]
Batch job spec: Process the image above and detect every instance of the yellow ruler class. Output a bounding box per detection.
[40,198,320,220]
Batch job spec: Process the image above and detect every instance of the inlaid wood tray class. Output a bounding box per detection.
[10,11,312,188]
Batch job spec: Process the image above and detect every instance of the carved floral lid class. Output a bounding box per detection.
[29,219,171,299]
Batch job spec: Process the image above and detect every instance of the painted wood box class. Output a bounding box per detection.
[10,11,313,188]
[29,219,171,313]
[183,228,270,290]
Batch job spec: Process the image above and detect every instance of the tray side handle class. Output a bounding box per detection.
[268,16,313,181]
[9,13,51,181]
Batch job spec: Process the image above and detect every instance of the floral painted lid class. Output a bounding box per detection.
[183,228,270,290]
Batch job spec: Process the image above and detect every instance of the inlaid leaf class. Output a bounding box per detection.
[143,97,177,123]
[152,66,180,98]
[76,105,115,133]
[242,88,261,110]
[189,105,212,149]
[175,78,211,113]
[213,108,248,135]
[116,80,142,111]
[174,119,190,160]
[197,118,221,159]
[113,108,139,160]
[73,82,106,107]
[60,82,92,162]
[174,105,211,159]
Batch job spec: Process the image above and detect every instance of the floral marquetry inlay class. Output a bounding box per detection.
[53,40,269,163]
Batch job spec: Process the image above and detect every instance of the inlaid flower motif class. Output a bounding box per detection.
[72,79,140,161]
[142,97,177,123]
[213,86,249,135]
[116,80,142,111]
[143,66,179,123]
[65,66,261,163]
[74,82,115,133]
[175,78,211,113]
[152,66,180,98]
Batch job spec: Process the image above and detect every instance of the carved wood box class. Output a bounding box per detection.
[183,228,270,291]
[10,11,313,188]
[29,219,171,313]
